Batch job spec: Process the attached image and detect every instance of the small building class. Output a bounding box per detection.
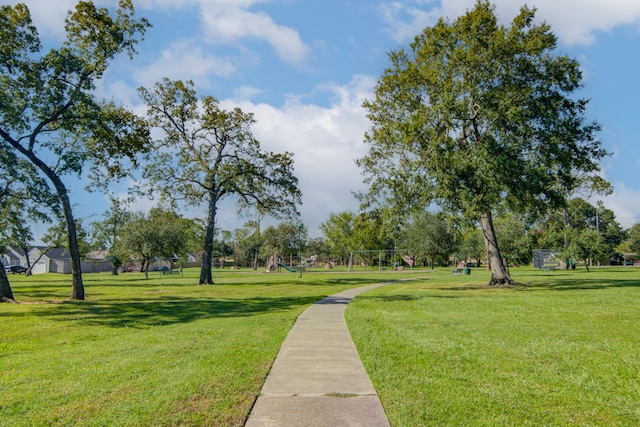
[28,247,71,274]
[1,246,30,268]
[532,249,566,270]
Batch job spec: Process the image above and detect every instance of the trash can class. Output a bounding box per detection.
[464,267,471,275]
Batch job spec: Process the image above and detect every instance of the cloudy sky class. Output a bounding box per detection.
[10,0,640,238]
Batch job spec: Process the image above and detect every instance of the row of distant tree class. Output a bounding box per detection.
[85,195,639,274]
[17,193,636,276]
[318,199,640,271]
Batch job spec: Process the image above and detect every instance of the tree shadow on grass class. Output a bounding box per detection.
[84,275,384,288]
[354,293,461,303]
[6,295,324,328]
[520,277,640,291]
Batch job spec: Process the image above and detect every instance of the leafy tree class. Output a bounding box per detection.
[90,197,132,275]
[261,222,308,268]
[320,211,358,267]
[42,220,91,257]
[460,229,486,267]
[0,144,51,300]
[118,208,191,279]
[305,237,331,266]
[594,203,624,263]
[567,228,607,272]
[534,198,623,265]
[212,229,235,267]
[404,212,457,268]
[358,1,607,285]
[494,213,531,267]
[0,1,151,299]
[353,211,392,254]
[627,223,640,256]
[320,211,390,268]
[138,79,302,284]
[234,221,263,269]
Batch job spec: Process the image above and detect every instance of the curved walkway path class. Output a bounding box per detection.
[245,282,393,427]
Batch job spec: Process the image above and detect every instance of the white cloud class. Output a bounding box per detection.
[219,75,376,235]
[602,182,640,229]
[133,40,236,88]
[199,4,309,64]
[4,0,75,39]
[380,0,640,46]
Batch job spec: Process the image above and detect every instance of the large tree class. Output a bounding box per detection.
[138,79,302,284]
[358,1,607,285]
[0,1,150,299]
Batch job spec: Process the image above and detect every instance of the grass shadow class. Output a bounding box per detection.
[8,295,323,328]
[522,277,640,291]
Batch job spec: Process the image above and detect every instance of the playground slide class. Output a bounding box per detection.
[278,263,297,273]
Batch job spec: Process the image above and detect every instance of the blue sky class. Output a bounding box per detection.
[10,0,640,238]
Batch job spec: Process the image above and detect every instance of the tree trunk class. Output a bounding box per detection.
[480,211,514,286]
[15,147,84,299]
[56,180,84,300]
[20,244,33,276]
[0,266,16,303]
[199,191,217,285]
[24,245,53,276]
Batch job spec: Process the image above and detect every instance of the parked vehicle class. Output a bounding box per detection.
[5,265,27,274]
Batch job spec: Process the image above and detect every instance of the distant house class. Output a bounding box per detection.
[1,246,28,268]
[3,246,114,274]
[28,247,70,274]
[185,252,201,267]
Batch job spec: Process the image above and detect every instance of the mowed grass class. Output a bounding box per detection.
[1,268,397,426]
[4,267,640,426]
[347,266,640,426]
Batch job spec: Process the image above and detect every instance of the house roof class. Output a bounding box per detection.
[40,247,71,260]
[6,245,27,256]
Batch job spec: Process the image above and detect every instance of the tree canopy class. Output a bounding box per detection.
[0,1,151,299]
[138,78,302,284]
[403,212,457,268]
[118,207,195,279]
[358,1,607,285]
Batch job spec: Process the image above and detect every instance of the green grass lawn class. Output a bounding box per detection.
[1,268,396,426]
[347,266,640,426]
[3,267,639,426]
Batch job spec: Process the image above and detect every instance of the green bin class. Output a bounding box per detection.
[464,268,471,275]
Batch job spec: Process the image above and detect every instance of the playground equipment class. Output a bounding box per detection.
[278,263,296,273]
[265,254,298,273]
[349,249,413,271]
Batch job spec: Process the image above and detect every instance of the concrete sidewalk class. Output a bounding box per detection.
[245,283,392,427]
